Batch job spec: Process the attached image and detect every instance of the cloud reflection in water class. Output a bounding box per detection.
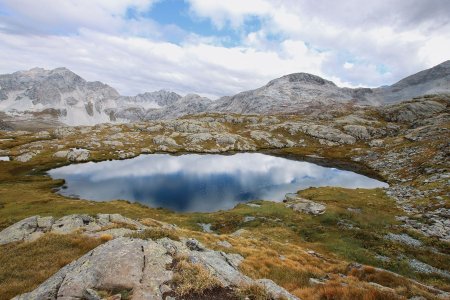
[48,153,388,212]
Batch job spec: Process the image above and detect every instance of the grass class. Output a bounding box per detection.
[126,227,180,241]
[170,254,223,297]
[302,282,404,300]
[0,233,103,300]
[234,283,272,300]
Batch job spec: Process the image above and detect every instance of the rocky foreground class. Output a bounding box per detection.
[1,213,448,300]
[1,214,296,300]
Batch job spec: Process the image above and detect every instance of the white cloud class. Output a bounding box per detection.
[187,0,272,28]
[0,0,449,98]
[187,0,450,87]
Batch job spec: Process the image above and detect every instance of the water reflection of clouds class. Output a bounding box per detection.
[49,153,388,212]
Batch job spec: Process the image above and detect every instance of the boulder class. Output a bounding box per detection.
[343,125,371,140]
[0,216,38,245]
[152,135,179,147]
[66,148,90,162]
[369,139,384,147]
[14,238,171,300]
[284,194,326,215]
[0,214,150,245]
[15,151,39,162]
[257,279,300,300]
[51,214,96,233]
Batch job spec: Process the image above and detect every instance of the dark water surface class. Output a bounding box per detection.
[48,153,387,212]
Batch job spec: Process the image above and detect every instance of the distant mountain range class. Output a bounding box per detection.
[0,61,449,125]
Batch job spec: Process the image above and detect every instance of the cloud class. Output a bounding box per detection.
[187,0,450,87]
[0,28,327,98]
[0,0,449,97]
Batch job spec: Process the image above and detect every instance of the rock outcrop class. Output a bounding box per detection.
[0,214,150,245]
[8,216,299,300]
[284,194,326,215]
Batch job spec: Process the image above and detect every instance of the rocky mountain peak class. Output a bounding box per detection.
[267,72,337,87]
[392,60,450,88]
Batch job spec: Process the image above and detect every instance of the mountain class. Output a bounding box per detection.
[0,67,205,125]
[0,61,449,126]
[369,60,450,103]
[208,73,357,114]
[208,61,450,114]
[0,67,120,125]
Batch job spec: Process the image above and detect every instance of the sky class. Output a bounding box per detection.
[0,0,449,99]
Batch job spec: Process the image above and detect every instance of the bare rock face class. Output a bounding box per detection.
[281,122,356,144]
[152,135,179,148]
[67,148,90,162]
[284,194,326,215]
[15,151,40,162]
[343,125,371,140]
[13,238,171,300]
[380,98,448,123]
[0,216,39,245]
[0,214,150,245]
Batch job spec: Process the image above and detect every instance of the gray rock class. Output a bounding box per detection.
[381,99,447,123]
[37,216,55,230]
[66,148,90,162]
[197,223,213,233]
[109,213,146,229]
[217,240,233,248]
[231,229,249,237]
[14,235,298,300]
[309,278,326,286]
[14,238,173,299]
[343,125,371,140]
[53,150,69,158]
[408,259,450,278]
[285,194,326,215]
[385,233,422,247]
[152,135,178,147]
[15,151,39,162]
[256,279,300,300]
[51,214,96,234]
[0,216,38,245]
[83,288,101,300]
[369,139,384,147]
[243,216,256,222]
[191,249,250,286]
[282,122,356,144]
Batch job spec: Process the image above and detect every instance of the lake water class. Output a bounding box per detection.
[48,153,387,212]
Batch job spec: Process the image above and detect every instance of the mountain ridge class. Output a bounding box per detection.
[0,61,449,125]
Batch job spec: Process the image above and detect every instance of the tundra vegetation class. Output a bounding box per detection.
[0,95,449,299]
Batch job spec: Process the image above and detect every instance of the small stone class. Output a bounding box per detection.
[186,238,205,251]
[83,288,101,300]
[309,278,325,286]
[217,240,232,248]
[243,216,256,222]
[197,223,213,233]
